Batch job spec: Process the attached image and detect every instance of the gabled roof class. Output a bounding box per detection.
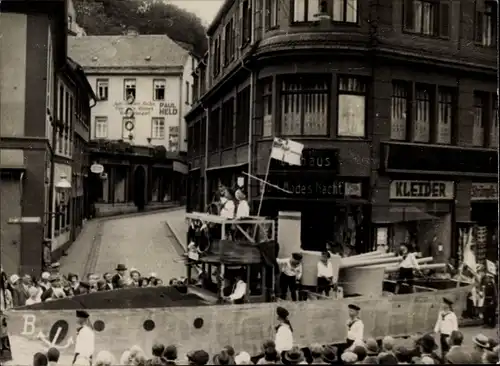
[68,34,189,69]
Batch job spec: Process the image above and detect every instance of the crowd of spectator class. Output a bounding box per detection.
[0,263,165,308]
[28,330,499,366]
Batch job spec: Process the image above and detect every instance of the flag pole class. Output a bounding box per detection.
[256,152,273,217]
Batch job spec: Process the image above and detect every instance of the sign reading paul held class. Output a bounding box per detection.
[389,180,454,200]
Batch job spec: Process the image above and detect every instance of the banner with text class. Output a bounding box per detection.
[389,180,454,200]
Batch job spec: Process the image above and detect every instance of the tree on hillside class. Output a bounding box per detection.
[73,0,207,56]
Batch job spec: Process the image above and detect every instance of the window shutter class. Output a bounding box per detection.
[404,0,414,30]
[439,1,450,37]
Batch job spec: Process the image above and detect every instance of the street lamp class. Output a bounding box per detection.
[55,173,72,204]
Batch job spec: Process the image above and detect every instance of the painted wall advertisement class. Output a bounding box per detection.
[112,101,178,116]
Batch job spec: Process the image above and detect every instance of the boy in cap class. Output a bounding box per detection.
[433,297,458,356]
[277,252,303,301]
[346,304,364,349]
[73,310,95,365]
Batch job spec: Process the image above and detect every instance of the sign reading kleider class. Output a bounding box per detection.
[389,180,454,200]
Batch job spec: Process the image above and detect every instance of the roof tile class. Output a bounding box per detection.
[68,35,189,68]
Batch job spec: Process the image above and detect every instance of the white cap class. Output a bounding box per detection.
[10,274,20,284]
[41,272,50,280]
[149,273,157,278]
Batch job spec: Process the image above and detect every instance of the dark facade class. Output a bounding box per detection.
[185,0,497,261]
[0,0,96,275]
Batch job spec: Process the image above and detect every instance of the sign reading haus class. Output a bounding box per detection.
[389,180,454,200]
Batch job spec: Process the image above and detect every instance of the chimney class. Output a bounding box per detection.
[124,26,139,36]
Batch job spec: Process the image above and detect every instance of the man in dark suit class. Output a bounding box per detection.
[112,264,127,289]
[445,331,466,359]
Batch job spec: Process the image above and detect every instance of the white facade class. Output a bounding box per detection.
[67,0,87,37]
[88,74,184,151]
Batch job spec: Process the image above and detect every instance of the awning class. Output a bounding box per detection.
[206,162,247,172]
[372,206,438,224]
[173,161,188,174]
[0,165,26,179]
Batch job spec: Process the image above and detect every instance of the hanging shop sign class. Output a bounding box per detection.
[159,102,178,116]
[389,180,454,200]
[90,164,104,174]
[470,183,498,201]
[113,101,154,116]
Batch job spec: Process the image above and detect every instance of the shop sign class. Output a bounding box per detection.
[264,174,363,199]
[113,101,154,116]
[270,148,339,173]
[159,102,178,116]
[389,180,454,200]
[471,183,498,201]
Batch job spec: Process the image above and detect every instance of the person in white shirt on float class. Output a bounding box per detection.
[395,244,420,294]
[345,304,364,349]
[235,189,250,218]
[434,297,458,357]
[219,189,236,219]
[224,271,247,304]
[73,310,95,366]
[274,306,293,356]
[277,253,303,302]
[317,251,334,296]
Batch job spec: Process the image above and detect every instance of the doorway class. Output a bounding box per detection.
[134,165,146,211]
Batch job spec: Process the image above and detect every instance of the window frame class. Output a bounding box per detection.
[236,87,251,144]
[291,0,319,23]
[403,0,450,38]
[412,83,433,143]
[472,92,487,147]
[94,116,108,139]
[96,78,109,101]
[435,87,454,145]
[475,0,498,47]
[265,0,279,30]
[332,0,360,24]
[208,108,221,152]
[151,117,166,139]
[124,79,137,100]
[241,0,251,47]
[221,98,235,149]
[337,75,367,138]
[224,17,235,65]
[262,78,273,137]
[213,36,221,77]
[153,79,166,101]
[390,81,410,141]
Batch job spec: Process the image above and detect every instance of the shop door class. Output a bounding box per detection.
[301,203,333,252]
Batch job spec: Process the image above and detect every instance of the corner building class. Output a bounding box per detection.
[185,0,498,261]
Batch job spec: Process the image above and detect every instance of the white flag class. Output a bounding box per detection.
[486,259,497,275]
[270,137,304,166]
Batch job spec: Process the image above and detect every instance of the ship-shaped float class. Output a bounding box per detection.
[4,212,472,364]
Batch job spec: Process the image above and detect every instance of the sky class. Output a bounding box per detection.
[169,0,224,26]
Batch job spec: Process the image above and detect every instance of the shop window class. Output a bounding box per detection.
[333,0,358,23]
[94,116,108,139]
[413,85,431,143]
[391,81,409,140]
[404,0,450,37]
[193,121,201,155]
[208,108,220,152]
[153,79,166,101]
[375,226,389,252]
[475,0,497,47]
[124,79,136,100]
[337,76,366,137]
[489,98,498,148]
[262,79,273,137]
[436,87,453,144]
[58,83,64,123]
[265,0,279,30]
[236,87,250,144]
[151,117,165,139]
[96,79,109,101]
[66,200,71,227]
[280,75,329,136]
[221,99,234,149]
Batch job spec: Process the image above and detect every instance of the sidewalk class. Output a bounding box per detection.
[165,209,188,251]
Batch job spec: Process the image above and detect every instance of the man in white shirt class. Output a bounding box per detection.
[317,251,334,296]
[219,189,235,219]
[277,253,303,301]
[224,272,247,304]
[396,244,420,294]
[73,310,95,365]
[434,297,458,357]
[346,304,364,349]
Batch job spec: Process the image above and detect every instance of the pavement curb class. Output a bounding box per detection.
[165,220,187,253]
[94,204,183,222]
